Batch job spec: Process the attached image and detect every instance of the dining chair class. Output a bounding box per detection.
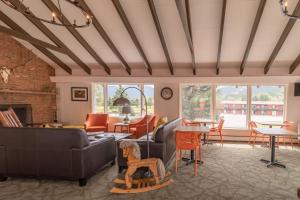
[281,121,294,147]
[248,121,258,145]
[175,131,202,176]
[208,118,224,144]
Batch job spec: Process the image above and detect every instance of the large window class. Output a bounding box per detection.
[216,85,247,128]
[180,84,287,129]
[144,85,155,115]
[181,85,212,120]
[93,83,154,117]
[251,85,285,123]
[94,84,104,113]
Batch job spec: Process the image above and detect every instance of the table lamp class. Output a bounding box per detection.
[122,106,131,124]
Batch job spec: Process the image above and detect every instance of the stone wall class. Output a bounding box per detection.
[0,32,56,123]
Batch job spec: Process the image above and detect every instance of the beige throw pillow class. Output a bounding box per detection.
[151,117,168,140]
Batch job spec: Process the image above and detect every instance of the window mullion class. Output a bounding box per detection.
[247,85,252,128]
[212,85,216,122]
[104,83,108,113]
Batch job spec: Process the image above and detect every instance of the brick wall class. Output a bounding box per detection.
[0,32,56,123]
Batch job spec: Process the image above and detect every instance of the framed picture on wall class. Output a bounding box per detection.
[71,87,88,101]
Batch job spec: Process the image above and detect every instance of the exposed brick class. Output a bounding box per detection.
[0,33,56,123]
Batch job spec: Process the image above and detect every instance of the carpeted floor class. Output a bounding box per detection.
[0,144,300,200]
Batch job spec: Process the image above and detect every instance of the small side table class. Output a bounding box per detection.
[113,122,130,133]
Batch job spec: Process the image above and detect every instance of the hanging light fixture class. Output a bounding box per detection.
[279,0,300,19]
[0,0,92,28]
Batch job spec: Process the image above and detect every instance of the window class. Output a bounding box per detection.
[181,84,287,129]
[251,85,285,123]
[144,85,155,115]
[107,84,141,116]
[93,83,154,117]
[216,86,247,128]
[181,85,212,120]
[94,84,104,113]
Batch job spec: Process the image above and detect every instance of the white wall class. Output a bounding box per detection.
[56,82,92,124]
[53,76,300,133]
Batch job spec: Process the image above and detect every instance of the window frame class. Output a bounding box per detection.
[180,84,288,129]
[92,83,155,117]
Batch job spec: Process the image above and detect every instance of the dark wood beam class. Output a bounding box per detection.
[216,0,227,75]
[175,0,196,75]
[0,10,72,74]
[147,0,174,75]
[264,0,300,74]
[111,0,152,75]
[240,0,266,75]
[42,0,111,75]
[185,0,192,41]
[9,0,92,75]
[0,25,66,54]
[77,0,131,75]
[289,54,300,74]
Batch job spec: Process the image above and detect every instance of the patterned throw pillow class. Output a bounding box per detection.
[151,117,168,140]
[0,108,23,127]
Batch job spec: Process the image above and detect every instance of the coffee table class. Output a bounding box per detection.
[88,132,132,141]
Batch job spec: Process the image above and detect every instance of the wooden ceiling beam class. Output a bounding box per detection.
[264,0,300,74]
[9,0,92,75]
[0,10,72,74]
[185,0,192,41]
[216,0,227,75]
[147,0,174,75]
[42,0,111,75]
[0,25,66,54]
[77,0,131,75]
[175,0,196,75]
[240,0,266,75]
[289,54,300,74]
[112,0,152,75]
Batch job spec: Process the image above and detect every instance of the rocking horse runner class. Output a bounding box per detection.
[110,141,173,193]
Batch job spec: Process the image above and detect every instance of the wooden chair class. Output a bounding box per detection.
[208,118,224,144]
[175,131,202,176]
[281,121,294,147]
[84,113,109,133]
[248,121,258,145]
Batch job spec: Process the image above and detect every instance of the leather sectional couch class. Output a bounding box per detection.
[117,118,181,173]
[0,127,116,186]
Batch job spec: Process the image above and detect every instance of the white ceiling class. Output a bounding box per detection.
[1,0,300,77]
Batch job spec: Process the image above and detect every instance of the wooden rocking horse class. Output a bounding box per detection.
[110,141,173,194]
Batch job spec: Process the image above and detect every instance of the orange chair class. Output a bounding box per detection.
[248,121,258,145]
[208,118,224,144]
[129,115,156,139]
[175,131,202,176]
[281,121,294,147]
[84,113,109,133]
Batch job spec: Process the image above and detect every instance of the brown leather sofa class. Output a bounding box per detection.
[0,127,116,186]
[117,118,181,173]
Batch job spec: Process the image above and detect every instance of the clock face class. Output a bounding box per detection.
[161,87,173,100]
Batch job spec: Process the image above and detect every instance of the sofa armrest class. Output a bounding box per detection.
[72,137,116,179]
[117,140,166,168]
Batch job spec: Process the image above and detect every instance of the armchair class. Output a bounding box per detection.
[84,113,109,133]
[129,115,156,139]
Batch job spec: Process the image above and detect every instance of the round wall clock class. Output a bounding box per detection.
[161,87,173,100]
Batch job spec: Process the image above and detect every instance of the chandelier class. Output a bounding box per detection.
[0,0,92,28]
[279,0,300,19]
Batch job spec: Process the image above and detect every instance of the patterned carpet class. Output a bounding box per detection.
[0,144,300,200]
